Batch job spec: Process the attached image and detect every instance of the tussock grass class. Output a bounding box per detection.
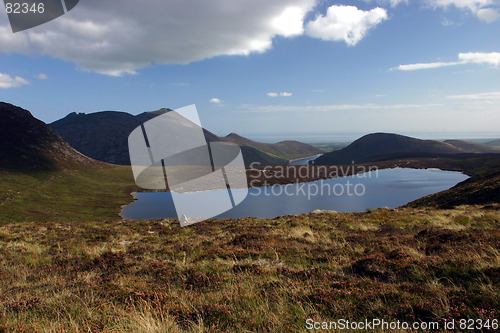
[0,205,498,331]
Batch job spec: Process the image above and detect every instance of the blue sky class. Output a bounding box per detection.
[1,0,499,141]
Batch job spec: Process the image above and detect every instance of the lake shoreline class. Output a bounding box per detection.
[246,157,473,188]
[287,153,323,165]
[121,168,469,220]
[129,156,477,194]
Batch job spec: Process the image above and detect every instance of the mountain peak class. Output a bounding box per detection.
[0,102,100,170]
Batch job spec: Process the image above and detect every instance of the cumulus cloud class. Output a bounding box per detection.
[305,5,388,46]
[477,8,500,22]
[267,92,279,97]
[0,73,30,88]
[280,92,293,96]
[36,73,48,80]
[0,0,316,76]
[210,98,221,103]
[271,6,307,36]
[426,0,500,22]
[393,52,500,70]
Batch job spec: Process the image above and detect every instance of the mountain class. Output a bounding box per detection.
[50,110,320,166]
[223,133,323,161]
[443,139,500,153]
[485,139,500,147]
[0,102,99,170]
[50,110,166,165]
[314,133,465,165]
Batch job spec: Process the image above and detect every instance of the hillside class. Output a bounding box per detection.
[49,111,319,166]
[443,139,499,153]
[485,139,500,147]
[0,102,100,171]
[223,132,323,161]
[408,169,500,209]
[314,132,496,165]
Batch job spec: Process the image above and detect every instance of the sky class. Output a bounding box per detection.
[0,0,499,142]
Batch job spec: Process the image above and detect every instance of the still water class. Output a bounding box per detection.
[121,168,468,220]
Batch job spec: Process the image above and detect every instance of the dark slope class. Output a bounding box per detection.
[408,169,500,208]
[485,139,500,147]
[223,132,322,160]
[0,102,98,171]
[50,110,317,166]
[50,110,165,165]
[314,133,466,165]
[444,139,500,153]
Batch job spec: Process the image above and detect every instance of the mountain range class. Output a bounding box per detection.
[50,109,322,166]
[1,101,500,215]
[314,132,499,165]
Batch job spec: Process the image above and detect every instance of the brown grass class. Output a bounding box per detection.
[0,204,498,332]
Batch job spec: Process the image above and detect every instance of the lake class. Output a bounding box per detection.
[288,154,322,165]
[121,168,469,220]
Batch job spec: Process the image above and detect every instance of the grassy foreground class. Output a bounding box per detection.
[0,166,138,223]
[0,205,498,332]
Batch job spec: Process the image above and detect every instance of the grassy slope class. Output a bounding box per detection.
[444,140,500,153]
[223,133,323,161]
[0,206,498,332]
[0,166,138,223]
[486,139,500,147]
[310,142,350,152]
[408,169,500,209]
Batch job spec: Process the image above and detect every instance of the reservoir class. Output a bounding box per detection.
[121,168,469,220]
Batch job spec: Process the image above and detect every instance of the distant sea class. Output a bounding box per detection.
[238,132,500,143]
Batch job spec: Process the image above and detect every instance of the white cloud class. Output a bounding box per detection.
[267,92,292,97]
[447,91,500,99]
[0,73,30,88]
[36,73,48,80]
[271,6,307,37]
[393,52,500,70]
[426,0,500,22]
[477,8,500,22]
[458,52,500,66]
[0,0,316,76]
[394,61,460,71]
[210,98,221,103]
[305,5,388,46]
[374,0,409,8]
[388,0,409,7]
